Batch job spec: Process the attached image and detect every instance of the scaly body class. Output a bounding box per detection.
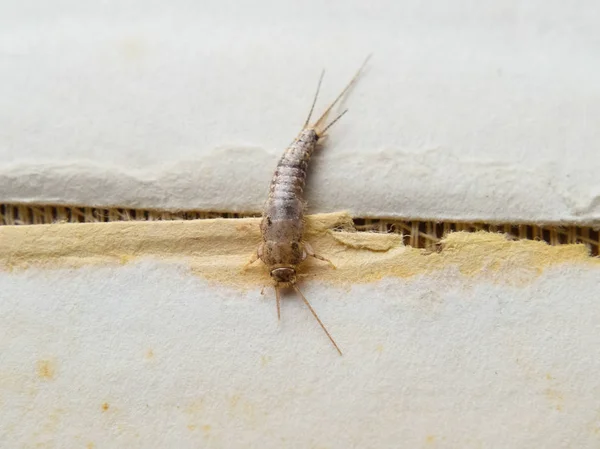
[260,128,319,282]
[245,57,370,355]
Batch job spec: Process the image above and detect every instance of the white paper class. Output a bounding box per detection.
[1,1,599,223]
[1,261,599,448]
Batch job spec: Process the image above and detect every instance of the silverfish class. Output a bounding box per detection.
[245,57,370,355]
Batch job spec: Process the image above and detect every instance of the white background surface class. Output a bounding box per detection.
[2,3,600,448]
[1,1,600,222]
[2,261,600,448]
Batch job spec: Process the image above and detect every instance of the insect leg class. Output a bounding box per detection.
[242,243,263,271]
[292,285,342,356]
[304,242,336,269]
[242,254,259,271]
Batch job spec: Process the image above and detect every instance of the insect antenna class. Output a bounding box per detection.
[313,54,372,135]
[275,286,282,321]
[292,285,342,356]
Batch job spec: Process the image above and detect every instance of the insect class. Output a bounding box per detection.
[245,56,370,355]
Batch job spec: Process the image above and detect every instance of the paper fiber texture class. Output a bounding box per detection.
[1,0,600,224]
[0,213,594,289]
[1,213,599,448]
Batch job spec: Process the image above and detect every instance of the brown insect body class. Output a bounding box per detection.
[246,57,370,355]
[259,128,318,286]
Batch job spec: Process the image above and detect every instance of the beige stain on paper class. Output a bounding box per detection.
[0,212,596,287]
[36,359,56,380]
[0,212,596,448]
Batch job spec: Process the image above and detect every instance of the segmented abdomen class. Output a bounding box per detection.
[261,129,319,241]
